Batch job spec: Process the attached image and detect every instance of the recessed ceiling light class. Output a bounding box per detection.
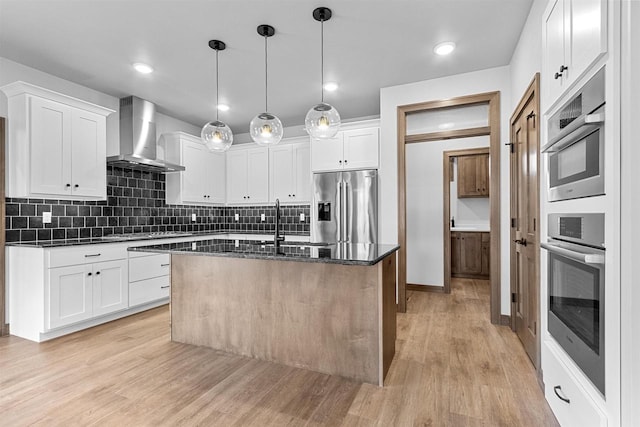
[217,104,230,112]
[323,82,339,92]
[433,42,456,56]
[133,63,154,74]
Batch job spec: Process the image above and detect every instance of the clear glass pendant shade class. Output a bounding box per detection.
[201,120,233,152]
[305,102,340,139]
[250,112,283,146]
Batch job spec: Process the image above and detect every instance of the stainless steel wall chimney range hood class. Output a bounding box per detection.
[107,96,185,172]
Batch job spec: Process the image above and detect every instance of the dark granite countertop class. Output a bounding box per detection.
[5,230,310,248]
[128,239,400,266]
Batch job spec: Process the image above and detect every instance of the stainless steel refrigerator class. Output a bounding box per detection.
[311,169,378,244]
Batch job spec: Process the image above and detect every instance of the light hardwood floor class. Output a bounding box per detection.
[0,278,558,426]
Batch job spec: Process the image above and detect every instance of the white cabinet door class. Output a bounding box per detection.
[247,148,269,203]
[181,139,206,204]
[569,0,606,85]
[293,143,311,203]
[206,151,226,204]
[269,145,294,202]
[311,134,343,172]
[71,109,106,198]
[544,0,566,103]
[92,259,128,317]
[343,128,379,170]
[29,97,72,196]
[48,264,93,329]
[227,149,249,204]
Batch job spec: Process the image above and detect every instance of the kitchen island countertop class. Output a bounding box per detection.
[129,238,400,266]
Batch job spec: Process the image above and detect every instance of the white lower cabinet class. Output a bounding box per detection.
[543,341,607,427]
[128,253,171,307]
[48,264,93,329]
[48,257,128,329]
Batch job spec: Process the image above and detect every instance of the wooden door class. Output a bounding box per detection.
[451,232,461,274]
[457,154,488,197]
[510,75,540,370]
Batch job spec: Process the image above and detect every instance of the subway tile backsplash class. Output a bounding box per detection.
[5,166,310,243]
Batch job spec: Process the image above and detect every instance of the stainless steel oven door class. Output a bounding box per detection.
[545,113,604,202]
[541,240,605,394]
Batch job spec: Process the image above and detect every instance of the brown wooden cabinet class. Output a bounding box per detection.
[457,154,489,198]
[451,231,489,278]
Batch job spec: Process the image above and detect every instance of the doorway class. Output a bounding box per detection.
[397,91,501,324]
[509,74,540,372]
[444,147,491,289]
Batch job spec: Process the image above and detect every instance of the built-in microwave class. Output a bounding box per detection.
[541,213,605,395]
[543,68,605,202]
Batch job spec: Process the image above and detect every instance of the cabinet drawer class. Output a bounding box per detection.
[129,254,171,282]
[544,342,606,427]
[48,245,128,268]
[129,276,170,307]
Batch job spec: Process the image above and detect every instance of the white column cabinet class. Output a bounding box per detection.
[269,139,311,203]
[311,126,379,172]
[226,146,269,204]
[164,132,226,205]
[0,82,113,200]
[543,0,607,106]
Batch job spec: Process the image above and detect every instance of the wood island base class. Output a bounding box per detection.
[170,253,397,385]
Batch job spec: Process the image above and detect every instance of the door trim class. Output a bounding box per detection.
[443,147,491,293]
[509,74,541,373]
[397,91,501,324]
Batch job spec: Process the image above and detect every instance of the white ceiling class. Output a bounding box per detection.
[0,0,532,133]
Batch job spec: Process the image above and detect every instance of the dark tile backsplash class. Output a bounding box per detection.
[5,166,310,243]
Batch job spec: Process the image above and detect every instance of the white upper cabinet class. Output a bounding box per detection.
[164,132,226,205]
[0,82,113,200]
[226,145,269,204]
[311,125,379,172]
[269,138,311,203]
[543,0,607,106]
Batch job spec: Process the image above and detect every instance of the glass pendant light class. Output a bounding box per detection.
[201,40,233,152]
[305,7,340,139]
[250,25,283,146]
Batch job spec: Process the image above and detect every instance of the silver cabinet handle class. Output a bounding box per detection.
[84,253,101,258]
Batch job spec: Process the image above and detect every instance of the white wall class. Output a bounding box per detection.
[509,0,545,107]
[0,56,200,160]
[380,65,512,314]
[406,136,489,287]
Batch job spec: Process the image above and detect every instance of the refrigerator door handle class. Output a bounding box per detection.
[345,181,350,243]
[338,180,344,243]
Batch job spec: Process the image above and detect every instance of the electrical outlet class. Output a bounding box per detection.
[191,213,197,222]
[42,211,52,224]
[235,213,239,221]
[235,239,239,248]
[299,213,305,222]
[261,213,265,222]
[191,242,197,251]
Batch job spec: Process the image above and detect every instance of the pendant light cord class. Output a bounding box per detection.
[264,34,269,113]
[215,48,219,121]
[320,18,325,103]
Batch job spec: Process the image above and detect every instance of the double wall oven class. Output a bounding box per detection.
[542,66,607,395]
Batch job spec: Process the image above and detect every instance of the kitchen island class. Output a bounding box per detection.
[130,239,399,385]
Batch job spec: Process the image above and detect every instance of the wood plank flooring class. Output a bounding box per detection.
[0,278,558,426]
